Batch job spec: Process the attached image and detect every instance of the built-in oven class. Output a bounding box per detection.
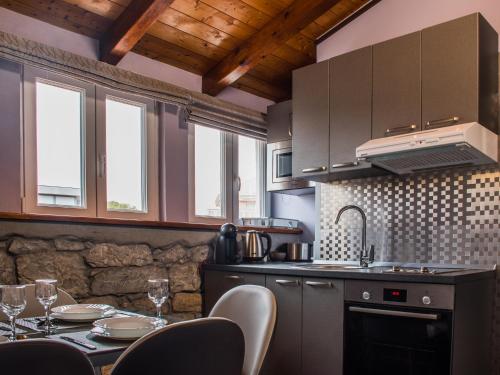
[344,280,454,375]
[266,140,313,194]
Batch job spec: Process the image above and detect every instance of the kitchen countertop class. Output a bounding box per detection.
[203,261,496,284]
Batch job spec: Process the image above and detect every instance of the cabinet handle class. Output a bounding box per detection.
[425,116,460,129]
[224,275,243,280]
[331,161,359,169]
[275,279,300,286]
[305,281,333,288]
[97,154,106,178]
[384,124,417,136]
[302,166,327,173]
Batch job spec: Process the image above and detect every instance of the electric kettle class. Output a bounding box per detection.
[243,230,272,261]
[214,223,241,264]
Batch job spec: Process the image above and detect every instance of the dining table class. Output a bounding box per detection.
[0,310,174,375]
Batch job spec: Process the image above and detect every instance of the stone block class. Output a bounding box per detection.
[169,263,200,292]
[54,237,86,251]
[16,252,89,297]
[9,237,53,254]
[91,265,168,295]
[153,243,189,264]
[190,244,211,263]
[172,293,202,313]
[0,250,16,284]
[85,243,153,267]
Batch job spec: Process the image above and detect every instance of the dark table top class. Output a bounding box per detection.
[0,311,161,368]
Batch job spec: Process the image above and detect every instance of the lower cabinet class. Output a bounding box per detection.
[203,270,345,375]
[262,275,303,375]
[302,278,344,375]
[203,270,265,315]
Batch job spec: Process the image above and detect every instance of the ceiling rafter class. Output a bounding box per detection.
[100,0,173,65]
[201,0,342,97]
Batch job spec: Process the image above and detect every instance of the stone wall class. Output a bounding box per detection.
[0,234,212,321]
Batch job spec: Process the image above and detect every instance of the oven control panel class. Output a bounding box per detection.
[345,280,454,310]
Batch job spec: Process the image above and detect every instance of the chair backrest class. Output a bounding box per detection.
[209,285,277,375]
[18,284,77,318]
[0,338,95,375]
[111,317,244,375]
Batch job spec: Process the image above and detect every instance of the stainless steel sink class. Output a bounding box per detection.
[292,264,365,270]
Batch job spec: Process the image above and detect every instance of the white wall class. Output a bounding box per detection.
[317,0,500,61]
[0,7,273,112]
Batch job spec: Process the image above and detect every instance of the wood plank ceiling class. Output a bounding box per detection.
[0,0,374,102]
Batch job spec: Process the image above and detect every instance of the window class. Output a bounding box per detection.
[24,67,158,220]
[238,135,265,218]
[189,124,265,223]
[36,81,85,208]
[194,125,226,218]
[23,67,96,217]
[96,87,159,220]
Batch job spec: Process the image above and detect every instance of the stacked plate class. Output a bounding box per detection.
[91,317,157,340]
[51,304,116,322]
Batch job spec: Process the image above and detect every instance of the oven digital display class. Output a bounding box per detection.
[383,288,407,302]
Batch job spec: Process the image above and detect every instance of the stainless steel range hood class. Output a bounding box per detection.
[356,123,498,174]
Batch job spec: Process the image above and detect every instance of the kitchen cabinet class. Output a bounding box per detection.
[372,32,422,138]
[422,13,498,133]
[203,270,265,315]
[302,278,344,375]
[292,61,329,179]
[267,100,292,143]
[329,47,373,175]
[262,275,303,375]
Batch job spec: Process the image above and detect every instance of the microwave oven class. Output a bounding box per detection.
[266,141,314,194]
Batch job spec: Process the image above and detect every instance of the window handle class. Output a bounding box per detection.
[98,155,106,178]
[235,176,241,192]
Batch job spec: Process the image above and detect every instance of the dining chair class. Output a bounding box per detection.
[209,285,277,375]
[0,338,95,375]
[110,317,244,375]
[18,284,77,318]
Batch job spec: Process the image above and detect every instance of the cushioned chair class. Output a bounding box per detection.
[18,284,77,318]
[209,285,277,375]
[111,317,244,375]
[0,338,95,375]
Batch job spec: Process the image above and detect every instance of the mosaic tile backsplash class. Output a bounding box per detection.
[319,165,500,373]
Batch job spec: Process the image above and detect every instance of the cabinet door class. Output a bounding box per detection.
[422,14,498,133]
[373,32,421,138]
[330,47,372,172]
[263,275,302,375]
[292,61,329,179]
[267,100,292,143]
[302,278,344,375]
[203,271,265,315]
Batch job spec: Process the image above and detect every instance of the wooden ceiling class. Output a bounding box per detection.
[0,0,375,102]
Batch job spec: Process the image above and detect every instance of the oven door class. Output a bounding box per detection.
[344,303,452,375]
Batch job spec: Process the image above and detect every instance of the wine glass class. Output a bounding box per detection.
[35,279,58,334]
[0,285,26,341]
[148,279,169,327]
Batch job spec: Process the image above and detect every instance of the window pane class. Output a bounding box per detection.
[238,135,262,218]
[36,81,84,207]
[195,125,224,218]
[105,98,146,212]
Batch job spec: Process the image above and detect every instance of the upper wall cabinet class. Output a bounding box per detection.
[422,13,499,133]
[330,46,373,173]
[372,32,422,138]
[267,100,292,144]
[292,61,330,179]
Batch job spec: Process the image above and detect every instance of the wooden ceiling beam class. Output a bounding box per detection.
[100,0,173,65]
[202,0,341,97]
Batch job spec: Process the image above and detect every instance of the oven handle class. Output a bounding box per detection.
[348,306,440,320]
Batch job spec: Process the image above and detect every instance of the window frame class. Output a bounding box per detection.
[188,123,267,224]
[23,66,97,217]
[95,86,159,220]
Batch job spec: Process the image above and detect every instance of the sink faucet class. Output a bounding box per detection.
[334,205,375,268]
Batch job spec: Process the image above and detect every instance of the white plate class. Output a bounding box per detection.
[51,304,116,322]
[93,317,157,339]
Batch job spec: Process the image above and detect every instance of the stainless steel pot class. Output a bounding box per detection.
[287,243,313,261]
